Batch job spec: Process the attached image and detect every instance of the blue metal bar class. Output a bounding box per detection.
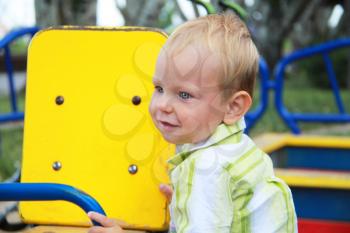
[0,27,40,123]
[274,38,350,134]
[0,112,24,122]
[246,57,270,133]
[0,27,39,48]
[322,53,345,113]
[291,113,350,122]
[0,183,106,226]
[4,45,17,112]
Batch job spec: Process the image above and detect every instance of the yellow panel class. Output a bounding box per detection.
[20,27,174,230]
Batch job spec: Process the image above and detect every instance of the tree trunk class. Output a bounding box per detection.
[118,0,165,27]
[35,0,97,28]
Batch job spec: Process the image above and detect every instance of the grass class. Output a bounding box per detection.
[0,86,350,180]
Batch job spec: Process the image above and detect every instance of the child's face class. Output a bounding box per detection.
[149,45,228,144]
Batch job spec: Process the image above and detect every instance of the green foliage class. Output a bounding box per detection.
[9,37,30,56]
[0,126,23,181]
[0,92,25,113]
[0,93,25,181]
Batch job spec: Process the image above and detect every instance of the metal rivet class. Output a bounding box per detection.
[52,161,62,171]
[128,164,138,174]
[55,96,64,105]
[132,96,141,105]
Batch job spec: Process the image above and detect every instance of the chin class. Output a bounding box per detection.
[161,134,184,145]
[162,136,179,144]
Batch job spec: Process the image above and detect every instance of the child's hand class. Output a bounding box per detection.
[88,211,124,233]
[87,185,171,233]
[159,184,173,202]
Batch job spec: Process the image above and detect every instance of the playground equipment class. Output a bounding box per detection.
[0,27,174,232]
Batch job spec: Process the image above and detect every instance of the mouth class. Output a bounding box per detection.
[158,120,179,131]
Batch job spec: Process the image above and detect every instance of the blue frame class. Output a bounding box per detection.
[245,57,272,133]
[274,38,350,134]
[0,27,40,123]
[0,183,106,226]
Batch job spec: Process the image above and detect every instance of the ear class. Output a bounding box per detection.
[223,91,252,125]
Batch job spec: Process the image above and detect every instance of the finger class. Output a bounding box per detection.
[87,226,105,233]
[88,211,117,228]
[159,184,173,201]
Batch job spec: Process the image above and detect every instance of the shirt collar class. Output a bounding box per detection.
[168,118,246,168]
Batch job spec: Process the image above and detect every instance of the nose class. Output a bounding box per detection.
[157,94,173,113]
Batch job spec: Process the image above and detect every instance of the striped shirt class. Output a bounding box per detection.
[168,119,297,233]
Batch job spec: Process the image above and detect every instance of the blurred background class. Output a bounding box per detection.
[0,0,349,184]
[0,1,349,232]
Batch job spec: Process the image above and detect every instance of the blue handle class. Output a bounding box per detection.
[0,183,106,226]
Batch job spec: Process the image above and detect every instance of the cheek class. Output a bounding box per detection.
[148,95,156,116]
[177,105,202,124]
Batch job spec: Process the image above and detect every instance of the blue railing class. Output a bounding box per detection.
[274,38,350,134]
[0,27,39,123]
[245,57,271,133]
[0,183,105,226]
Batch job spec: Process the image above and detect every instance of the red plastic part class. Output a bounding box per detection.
[298,219,350,233]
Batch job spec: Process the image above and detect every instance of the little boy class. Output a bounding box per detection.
[89,13,297,233]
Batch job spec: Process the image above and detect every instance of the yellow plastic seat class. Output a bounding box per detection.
[19,26,174,232]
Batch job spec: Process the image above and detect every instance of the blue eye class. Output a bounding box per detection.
[179,91,192,100]
[155,86,163,93]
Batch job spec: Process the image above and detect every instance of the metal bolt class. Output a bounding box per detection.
[128,164,138,174]
[132,96,141,105]
[55,96,64,105]
[52,161,62,171]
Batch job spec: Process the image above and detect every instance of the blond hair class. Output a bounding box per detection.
[165,13,259,98]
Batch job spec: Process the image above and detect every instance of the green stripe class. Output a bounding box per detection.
[180,159,196,233]
[220,130,242,145]
[229,152,264,233]
[274,180,295,233]
[241,208,251,233]
[231,152,264,182]
[225,146,257,172]
[240,190,253,233]
[230,188,253,233]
